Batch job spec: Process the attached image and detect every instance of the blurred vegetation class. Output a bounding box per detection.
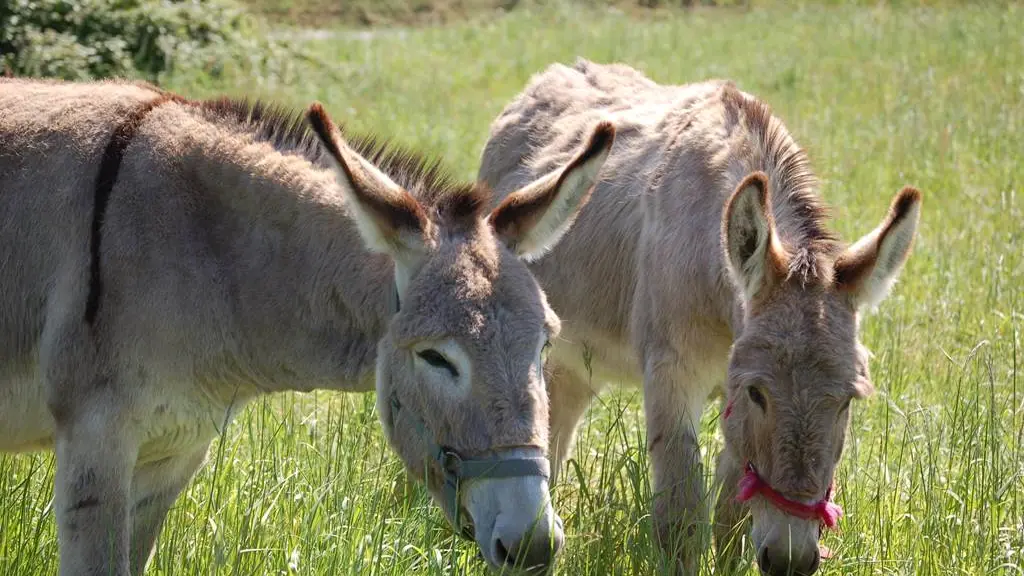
[240,0,994,27]
[0,0,291,81]
[240,0,748,27]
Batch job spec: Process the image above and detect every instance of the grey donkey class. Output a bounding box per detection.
[0,77,616,575]
[478,59,921,575]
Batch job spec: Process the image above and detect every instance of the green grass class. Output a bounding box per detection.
[2,2,1023,574]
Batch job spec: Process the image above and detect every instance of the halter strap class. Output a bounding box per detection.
[389,395,550,536]
[722,398,843,529]
[736,463,842,528]
[385,287,550,536]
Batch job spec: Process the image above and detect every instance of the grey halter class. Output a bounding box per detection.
[385,283,551,536]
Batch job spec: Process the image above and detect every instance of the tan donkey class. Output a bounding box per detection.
[0,77,616,575]
[479,60,921,575]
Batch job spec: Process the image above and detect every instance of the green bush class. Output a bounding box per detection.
[0,0,281,81]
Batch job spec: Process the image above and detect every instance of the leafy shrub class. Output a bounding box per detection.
[0,0,283,81]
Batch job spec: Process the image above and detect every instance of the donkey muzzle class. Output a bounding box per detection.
[462,448,563,574]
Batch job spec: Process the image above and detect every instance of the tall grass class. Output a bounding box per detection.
[2,2,1021,574]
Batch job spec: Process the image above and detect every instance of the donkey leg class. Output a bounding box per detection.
[129,444,210,574]
[712,451,750,574]
[642,343,726,573]
[643,356,707,572]
[53,398,137,576]
[545,360,597,484]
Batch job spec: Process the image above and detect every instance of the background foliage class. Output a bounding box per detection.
[0,0,287,81]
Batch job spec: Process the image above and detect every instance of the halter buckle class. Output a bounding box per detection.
[439,449,464,476]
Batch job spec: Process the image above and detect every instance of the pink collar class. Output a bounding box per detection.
[723,399,843,529]
[736,462,842,528]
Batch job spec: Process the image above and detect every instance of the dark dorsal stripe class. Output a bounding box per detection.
[85,93,182,325]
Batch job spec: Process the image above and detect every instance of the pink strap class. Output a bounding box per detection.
[736,463,843,529]
[723,397,842,529]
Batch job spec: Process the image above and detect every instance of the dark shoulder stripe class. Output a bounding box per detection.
[85,92,183,326]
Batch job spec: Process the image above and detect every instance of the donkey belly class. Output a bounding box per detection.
[134,380,256,466]
[551,325,641,389]
[0,372,55,452]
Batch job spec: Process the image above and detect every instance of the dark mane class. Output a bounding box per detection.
[341,131,489,223]
[725,88,842,283]
[201,97,322,158]
[198,97,488,222]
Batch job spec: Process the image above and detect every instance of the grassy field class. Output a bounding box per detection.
[2,2,1022,575]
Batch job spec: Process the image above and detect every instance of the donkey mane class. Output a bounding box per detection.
[723,87,841,283]
[199,97,489,222]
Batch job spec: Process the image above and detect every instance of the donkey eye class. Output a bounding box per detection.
[417,349,459,378]
[747,386,767,411]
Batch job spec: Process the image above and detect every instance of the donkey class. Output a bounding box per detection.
[478,59,922,575]
[0,77,616,575]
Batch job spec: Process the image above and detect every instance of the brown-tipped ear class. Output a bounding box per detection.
[489,121,615,260]
[834,186,922,310]
[722,172,790,304]
[307,103,430,256]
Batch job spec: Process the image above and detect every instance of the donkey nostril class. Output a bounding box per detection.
[757,547,774,574]
[808,553,821,574]
[757,546,820,576]
[498,533,558,571]
[494,537,513,565]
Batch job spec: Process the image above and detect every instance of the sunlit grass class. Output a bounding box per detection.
[2,2,1021,575]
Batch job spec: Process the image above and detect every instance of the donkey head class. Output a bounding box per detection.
[309,105,615,573]
[720,172,921,575]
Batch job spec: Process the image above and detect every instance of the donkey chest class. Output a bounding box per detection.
[0,372,55,452]
[135,383,254,465]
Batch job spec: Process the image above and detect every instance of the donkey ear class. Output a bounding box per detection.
[722,172,789,304]
[307,103,430,258]
[834,186,922,310]
[488,121,615,261]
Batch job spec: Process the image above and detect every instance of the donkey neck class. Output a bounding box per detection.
[172,110,396,393]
